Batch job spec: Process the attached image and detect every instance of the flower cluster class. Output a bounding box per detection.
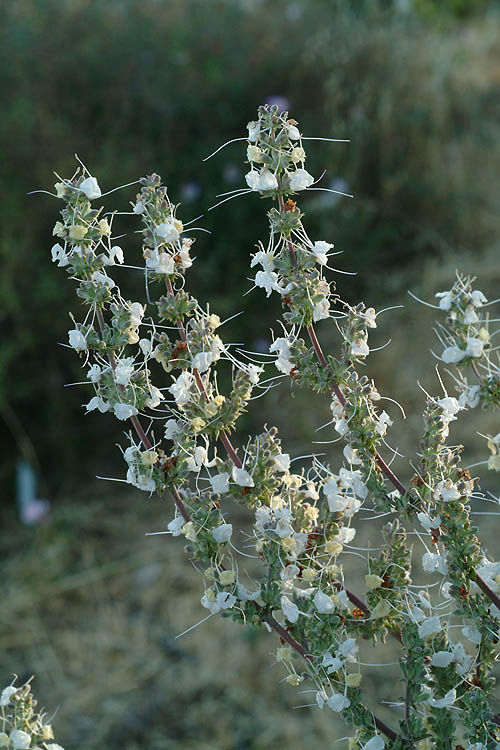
[0,680,63,749]
[47,106,500,748]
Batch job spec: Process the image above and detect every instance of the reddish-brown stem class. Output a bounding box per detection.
[171,484,191,523]
[219,431,243,468]
[473,573,500,612]
[261,611,312,662]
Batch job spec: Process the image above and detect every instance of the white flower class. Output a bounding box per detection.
[418,616,441,638]
[186,446,210,472]
[289,168,314,191]
[131,469,156,493]
[80,176,101,199]
[311,240,332,265]
[464,305,479,324]
[9,730,31,750]
[363,737,385,750]
[458,384,480,408]
[258,169,278,191]
[409,604,426,623]
[247,144,264,162]
[437,397,460,419]
[145,385,164,409]
[470,290,487,307]
[107,245,124,265]
[417,512,439,532]
[286,123,301,140]
[431,650,454,667]
[435,291,453,310]
[127,468,155,493]
[68,328,87,351]
[156,252,175,274]
[343,445,362,465]
[321,653,344,675]
[281,595,299,623]
[465,336,484,358]
[46,745,65,750]
[167,516,185,536]
[246,364,263,384]
[364,308,377,328]
[339,637,358,661]
[275,518,293,538]
[155,220,180,243]
[338,468,368,498]
[115,357,135,386]
[462,626,481,644]
[92,270,115,289]
[321,652,344,673]
[255,270,283,297]
[164,419,182,440]
[422,551,448,575]
[85,396,109,414]
[113,402,139,420]
[291,146,305,162]
[350,338,369,358]
[192,351,213,372]
[178,241,193,269]
[87,364,102,383]
[210,472,230,494]
[365,574,384,590]
[139,338,152,356]
[128,302,144,327]
[232,467,254,487]
[441,346,466,363]
[315,690,328,709]
[436,479,460,503]
[281,564,301,582]
[375,411,392,437]
[333,526,356,545]
[0,686,17,706]
[133,200,145,214]
[273,453,290,472]
[247,120,260,142]
[245,170,260,190]
[269,336,294,375]
[313,589,335,614]
[168,371,194,407]
[51,242,69,266]
[428,688,456,709]
[237,583,261,601]
[251,250,275,272]
[202,591,237,614]
[313,298,330,322]
[212,523,233,543]
[327,693,350,712]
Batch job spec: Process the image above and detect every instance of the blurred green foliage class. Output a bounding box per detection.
[1,0,500,495]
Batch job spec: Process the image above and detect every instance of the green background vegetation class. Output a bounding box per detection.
[1,1,500,747]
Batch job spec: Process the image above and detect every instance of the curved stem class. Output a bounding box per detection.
[260,611,397,743]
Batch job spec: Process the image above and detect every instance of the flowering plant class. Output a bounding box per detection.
[0,679,63,749]
[46,105,499,748]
